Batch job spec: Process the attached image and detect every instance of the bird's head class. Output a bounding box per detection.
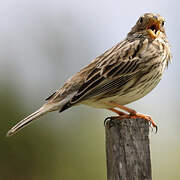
[128,13,165,39]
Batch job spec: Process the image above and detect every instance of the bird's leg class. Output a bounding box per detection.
[108,108,128,116]
[106,101,158,132]
[108,102,137,114]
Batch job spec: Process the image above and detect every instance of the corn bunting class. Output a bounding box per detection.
[7,13,171,136]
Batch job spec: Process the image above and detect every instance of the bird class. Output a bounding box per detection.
[7,13,171,137]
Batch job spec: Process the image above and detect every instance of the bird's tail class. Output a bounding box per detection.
[6,104,54,137]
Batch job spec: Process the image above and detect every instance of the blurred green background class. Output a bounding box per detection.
[0,0,180,179]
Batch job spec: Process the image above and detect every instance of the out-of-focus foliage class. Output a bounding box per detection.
[0,0,180,179]
[0,83,106,180]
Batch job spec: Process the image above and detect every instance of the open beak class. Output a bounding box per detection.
[146,18,161,39]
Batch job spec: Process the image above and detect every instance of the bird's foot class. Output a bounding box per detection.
[129,112,158,133]
[105,111,158,132]
[107,102,158,133]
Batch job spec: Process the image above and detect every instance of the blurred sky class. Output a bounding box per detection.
[0,0,180,179]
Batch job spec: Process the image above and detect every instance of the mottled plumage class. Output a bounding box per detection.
[7,13,171,137]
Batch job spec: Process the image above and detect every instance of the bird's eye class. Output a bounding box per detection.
[139,17,143,23]
[162,21,165,26]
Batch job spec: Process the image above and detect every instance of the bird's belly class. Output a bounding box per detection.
[82,73,162,109]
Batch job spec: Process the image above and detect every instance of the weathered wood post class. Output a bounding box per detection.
[105,118,152,180]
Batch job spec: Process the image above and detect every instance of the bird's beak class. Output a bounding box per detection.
[146,18,161,39]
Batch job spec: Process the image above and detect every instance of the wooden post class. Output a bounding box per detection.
[105,117,152,180]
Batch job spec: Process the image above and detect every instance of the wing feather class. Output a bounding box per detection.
[46,38,147,111]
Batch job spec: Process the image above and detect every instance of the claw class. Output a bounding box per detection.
[104,117,111,127]
[155,125,158,133]
[104,116,117,129]
[149,122,158,133]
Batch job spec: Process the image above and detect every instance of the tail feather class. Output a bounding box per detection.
[7,92,77,137]
[6,105,51,137]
